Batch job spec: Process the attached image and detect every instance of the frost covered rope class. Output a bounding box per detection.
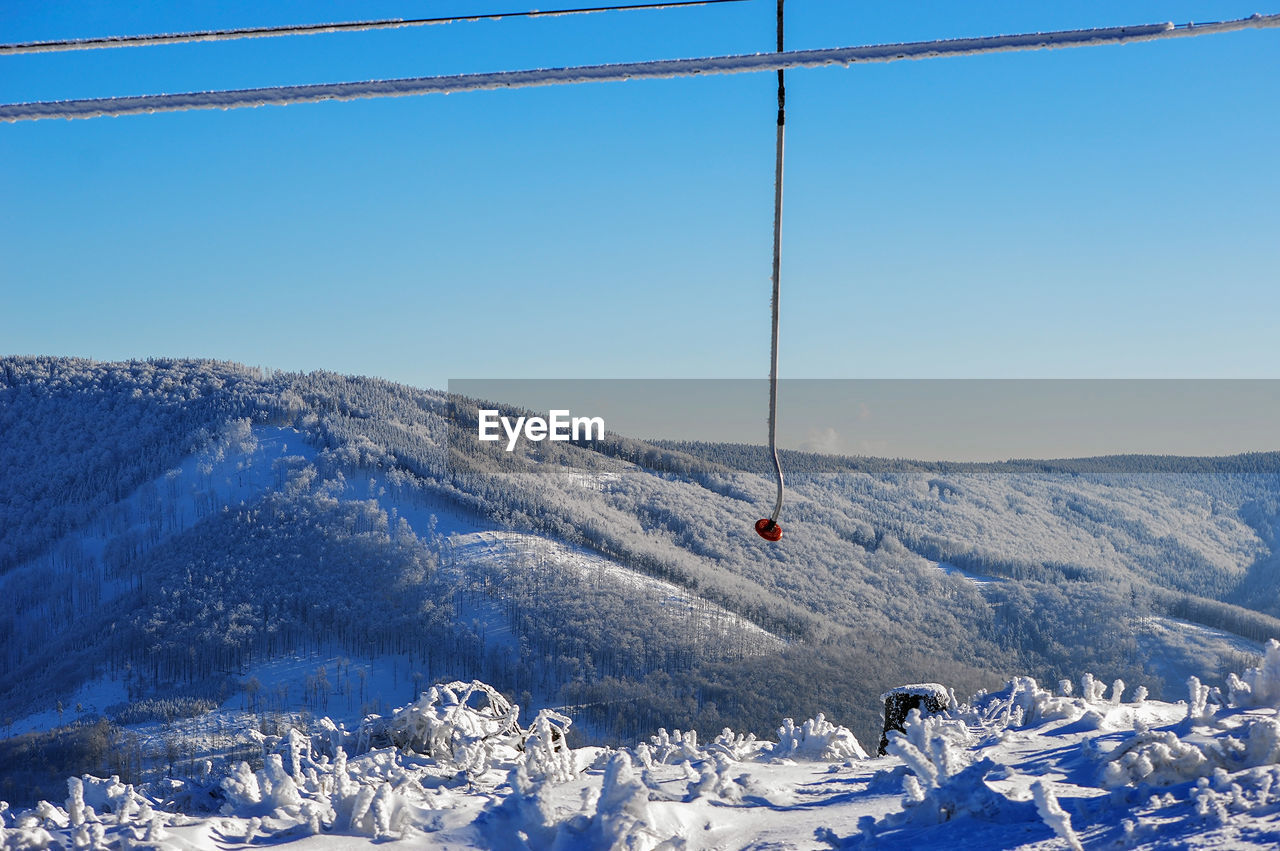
[0,0,748,55]
[3,14,1276,122]
[755,0,785,543]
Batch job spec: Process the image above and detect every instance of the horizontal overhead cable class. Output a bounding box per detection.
[2,14,1277,123]
[0,0,748,55]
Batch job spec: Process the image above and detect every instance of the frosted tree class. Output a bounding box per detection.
[1228,639,1280,708]
[522,709,576,784]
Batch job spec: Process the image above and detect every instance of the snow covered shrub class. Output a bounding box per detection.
[962,677,1078,729]
[522,709,576,785]
[71,820,106,851]
[842,757,1035,844]
[280,729,311,781]
[1188,765,1280,827]
[884,708,970,790]
[1239,717,1280,767]
[1200,716,1280,774]
[1,820,58,851]
[32,801,67,831]
[219,762,262,811]
[77,776,144,822]
[685,753,746,803]
[707,728,762,763]
[1105,713,1280,792]
[1228,638,1280,708]
[768,714,868,761]
[377,680,522,773]
[64,779,83,829]
[1102,728,1210,787]
[1031,780,1083,851]
[1081,673,1108,704]
[477,764,562,850]
[261,754,302,810]
[631,741,654,769]
[532,752,678,850]
[155,774,223,816]
[584,752,673,850]
[368,784,402,839]
[312,716,348,759]
[1186,676,1215,724]
[141,812,168,845]
[324,747,357,818]
[646,728,704,765]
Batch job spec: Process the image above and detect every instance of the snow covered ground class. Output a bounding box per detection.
[933,560,997,586]
[10,646,1280,849]
[1135,617,1265,692]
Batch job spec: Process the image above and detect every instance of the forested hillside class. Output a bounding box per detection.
[3,355,1279,805]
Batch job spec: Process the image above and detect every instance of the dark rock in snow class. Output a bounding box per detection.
[878,683,950,755]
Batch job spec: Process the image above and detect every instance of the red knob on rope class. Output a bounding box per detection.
[755,1,786,546]
[755,517,783,541]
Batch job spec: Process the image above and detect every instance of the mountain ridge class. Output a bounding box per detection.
[3,355,1279,805]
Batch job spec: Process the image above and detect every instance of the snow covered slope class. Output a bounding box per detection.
[10,647,1280,850]
[6,356,1280,814]
[2,427,780,742]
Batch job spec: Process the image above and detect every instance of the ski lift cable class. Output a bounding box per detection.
[2,14,1275,123]
[0,0,749,56]
[756,0,785,543]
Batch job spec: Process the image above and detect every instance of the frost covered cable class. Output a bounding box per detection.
[765,0,785,529]
[0,0,748,55]
[3,14,1278,122]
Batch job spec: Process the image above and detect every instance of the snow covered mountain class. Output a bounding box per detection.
[3,355,1280,829]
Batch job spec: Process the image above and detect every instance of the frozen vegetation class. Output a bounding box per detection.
[9,648,1280,848]
[3,355,1280,830]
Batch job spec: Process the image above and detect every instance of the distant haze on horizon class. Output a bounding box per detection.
[451,379,1280,462]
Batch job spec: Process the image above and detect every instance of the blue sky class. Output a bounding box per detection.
[2,1,1277,390]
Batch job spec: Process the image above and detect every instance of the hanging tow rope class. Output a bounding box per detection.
[755,0,785,543]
